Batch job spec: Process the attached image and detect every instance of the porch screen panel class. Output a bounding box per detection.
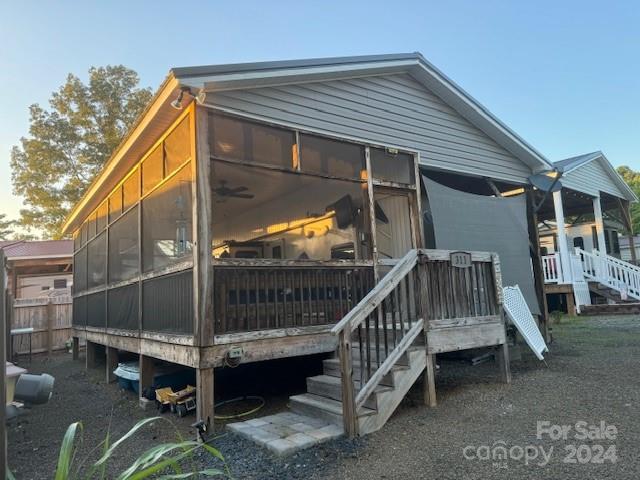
[142,163,192,272]
[74,247,87,294]
[142,270,193,334]
[87,232,107,289]
[107,283,138,330]
[86,291,106,328]
[423,176,540,314]
[108,206,139,283]
[72,295,87,327]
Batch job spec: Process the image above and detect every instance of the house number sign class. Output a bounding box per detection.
[450,251,472,268]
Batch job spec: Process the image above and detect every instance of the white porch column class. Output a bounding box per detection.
[553,190,572,283]
[592,195,607,254]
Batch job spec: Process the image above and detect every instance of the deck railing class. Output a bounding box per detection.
[212,259,375,334]
[542,253,562,284]
[331,249,500,437]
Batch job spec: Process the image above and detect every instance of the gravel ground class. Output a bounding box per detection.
[7,315,640,479]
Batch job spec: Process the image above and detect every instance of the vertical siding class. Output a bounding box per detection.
[207,73,533,183]
[562,160,626,198]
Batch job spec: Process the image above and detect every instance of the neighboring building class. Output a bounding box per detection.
[0,240,73,299]
[619,235,640,263]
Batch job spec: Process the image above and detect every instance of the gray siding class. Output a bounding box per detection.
[562,159,626,198]
[207,74,533,183]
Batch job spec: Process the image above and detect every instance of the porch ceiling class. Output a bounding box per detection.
[536,188,622,221]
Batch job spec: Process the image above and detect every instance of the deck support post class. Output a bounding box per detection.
[593,195,607,255]
[139,354,155,405]
[498,342,511,384]
[566,292,577,316]
[106,346,118,384]
[338,329,358,438]
[196,367,214,433]
[72,336,80,360]
[424,353,437,407]
[528,188,551,342]
[86,340,98,369]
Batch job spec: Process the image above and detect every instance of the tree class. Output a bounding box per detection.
[0,213,15,240]
[616,165,640,234]
[11,66,152,238]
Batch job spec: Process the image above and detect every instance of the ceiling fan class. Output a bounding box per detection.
[213,180,255,200]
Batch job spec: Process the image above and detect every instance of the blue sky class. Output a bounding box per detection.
[1,0,639,225]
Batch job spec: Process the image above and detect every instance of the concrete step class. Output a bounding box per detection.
[306,374,392,410]
[289,393,375,426]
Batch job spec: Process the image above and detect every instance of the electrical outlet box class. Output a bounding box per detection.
[227,347,243,359]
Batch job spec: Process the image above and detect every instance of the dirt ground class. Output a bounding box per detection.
[7,314,640,479]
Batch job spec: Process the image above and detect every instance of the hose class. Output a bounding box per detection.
[213,395,265,420]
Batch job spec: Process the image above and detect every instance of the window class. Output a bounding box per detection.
[53,278,67,289]
[300,134,365,179]
[591,226,599,250]
[87,232,107,288]
[109,206,139,283]
[612,230,620,254]
[142,145,164,195]
[164,116,191,175]
[209,114,295,169]
[573,236,584,250]
[211,160,367,260]
[142,164,192,272]
[96,201,108,233]
[109,187,123,223]
[122,168,139,212]
[370,147,415,185]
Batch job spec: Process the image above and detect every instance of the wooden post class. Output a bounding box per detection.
[106,346,118,383]
[196,367,214,431]
[497,342,511,384]
[566,292,577,316]
[72,336,80,360]
[338,329,358,437]
[86,340,97,368]
[526,188,551,342]
[46,299,55,355]
[424,353,437,407]
[1,250,8,475]
[139,354,155,405]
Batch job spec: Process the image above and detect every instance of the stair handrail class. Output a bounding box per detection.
[330,249,419,335]
[331,249,421,438]
[575,247,640,300]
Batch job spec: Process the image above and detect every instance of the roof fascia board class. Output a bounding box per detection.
[6,254,73,261]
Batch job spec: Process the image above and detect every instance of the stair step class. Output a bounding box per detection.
[307,374,392,410]
[322,358,409,386]
[289,393,375,426]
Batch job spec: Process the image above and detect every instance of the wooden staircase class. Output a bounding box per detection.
[290,332,427,435]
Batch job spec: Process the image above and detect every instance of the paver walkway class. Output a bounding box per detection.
[227,411,343,456]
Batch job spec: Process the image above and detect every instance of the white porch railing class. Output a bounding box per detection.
[575,248,640,301]
[542,254,563,284]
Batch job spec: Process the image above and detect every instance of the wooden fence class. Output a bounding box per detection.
[11,295,73,355]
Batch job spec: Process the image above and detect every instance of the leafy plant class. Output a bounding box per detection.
[11,416,229,479]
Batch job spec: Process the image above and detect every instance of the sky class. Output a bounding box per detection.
[1,0,639,226]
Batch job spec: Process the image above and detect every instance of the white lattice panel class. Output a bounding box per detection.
[503,285,548,361]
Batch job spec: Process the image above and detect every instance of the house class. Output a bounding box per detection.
[63,53,556,436]
[619,235,640,264]
[534,152,638,314]
[0,240,73,299]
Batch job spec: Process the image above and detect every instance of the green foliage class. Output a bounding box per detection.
[19,416,229,480]
[10,65,152,238]
[0,213,15,240]
[617,165,640,234]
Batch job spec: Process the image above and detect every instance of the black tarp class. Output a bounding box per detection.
[423,176,540,314]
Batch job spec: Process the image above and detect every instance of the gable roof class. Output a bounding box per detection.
[0,240,73,260]
[62,53,553,235]
[175,53,553,173]
[554,151,637,202]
